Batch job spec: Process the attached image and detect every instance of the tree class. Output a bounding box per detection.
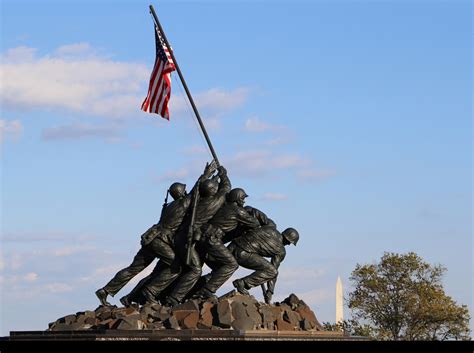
[348,252,470,340]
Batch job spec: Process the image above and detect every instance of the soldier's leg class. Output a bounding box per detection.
[149,234,176,267]
[121,273,152,306]
[234,250,277,290]
[199,240,239,294]
[167,245,202,303]
[102,246,155,296]
[140,260,181,303]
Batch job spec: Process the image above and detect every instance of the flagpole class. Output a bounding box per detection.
[149,4,220,167]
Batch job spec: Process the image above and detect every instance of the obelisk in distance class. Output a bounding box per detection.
[336,276,343,324]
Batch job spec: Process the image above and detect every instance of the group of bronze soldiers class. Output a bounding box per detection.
[95,161,299,307]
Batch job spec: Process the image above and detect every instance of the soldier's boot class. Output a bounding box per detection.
[119,294,131,307]
[232,279,249,296]
[142,288,159,305]
[95,288,112,306]
[163,296,180,307]
[192,287,217,300]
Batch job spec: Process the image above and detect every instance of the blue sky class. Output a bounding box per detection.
[1,0,472,336]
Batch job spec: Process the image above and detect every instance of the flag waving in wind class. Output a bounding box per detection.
[141,24,176,119]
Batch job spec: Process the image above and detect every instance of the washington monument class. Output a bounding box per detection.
[336,276,343,324]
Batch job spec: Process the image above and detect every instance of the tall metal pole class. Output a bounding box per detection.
[149,4,220,167]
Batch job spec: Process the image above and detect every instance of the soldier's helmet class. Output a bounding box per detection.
[282,228,299,246]
[227,188,248,206]
[199,179,219,197]
[169,182,186,200]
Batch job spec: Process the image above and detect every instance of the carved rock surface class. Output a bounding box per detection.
[47,293,323,332]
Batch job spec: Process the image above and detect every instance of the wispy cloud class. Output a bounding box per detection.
[154,158,217,183]
[44,283,73,293]
[41,122,122,141]
[243,116,286,133]
[158,149,334,184]
[261,192,288,201]
[1,44,148,118]
[263,136,292,146]
[1,44,252,144]
[226,149,310,178]
[298,168,336,182]
[156,168,191,182]
[170,88,251,131]
[53,43,96,57]
[194,87,250,112]
[0,119,23,143]
[3,231,98,243]
[180,145,208,156]
[23,272,39,281]
[1,46,37,62]
[52,246,95,257]
[0,272,39,284]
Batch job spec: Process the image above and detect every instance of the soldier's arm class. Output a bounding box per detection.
[189,162,217,195]
[217,166,231,193]
[236,207,261,229]
[267,250,286,294]
[244,206,276,227]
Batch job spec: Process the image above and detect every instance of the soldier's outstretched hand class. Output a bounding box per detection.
[204,160,218,177]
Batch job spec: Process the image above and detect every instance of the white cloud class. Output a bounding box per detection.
[195,87,250,112]
[242,116,292,147]
[1,44,149,118]
[157,167,191,182]
[53,246,94,257]
[53,43,94,57]
[261,192,288,201]
[264,136,292,146]
[226,150,309,178]
[1,46,37,62]
[0,255,4,271]
[42,122,122,141]
[243,116,286,133]
[298,168,336,182]
[10,253,22,271]
[44,283,73,293]
[169,87,250,128]
[272,154,308,169]
[157,149,334,184]
[180,145,208,156]
[3,230,98,243]
[23,272,39,281]
[202,115,222,131]
[79,264,127,282]
[1,44,251,143]
[0,119,23,143]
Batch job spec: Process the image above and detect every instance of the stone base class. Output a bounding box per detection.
[5,329,365,341]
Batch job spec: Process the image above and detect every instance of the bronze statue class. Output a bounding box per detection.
[94,161,299,308]
[229,225,299,304]
[183,188,261,301]
[160,167,231,305]
[94,162,216,306]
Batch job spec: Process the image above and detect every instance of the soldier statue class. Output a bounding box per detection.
[229,225,299,304]
[94,162,216,306]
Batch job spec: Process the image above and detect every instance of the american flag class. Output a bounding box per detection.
[141,25,176,119]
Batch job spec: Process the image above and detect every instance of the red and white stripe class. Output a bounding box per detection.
[141,47,175,119]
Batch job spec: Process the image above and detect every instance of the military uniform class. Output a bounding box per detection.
[228,225,286,295]
[165,171,232,302]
